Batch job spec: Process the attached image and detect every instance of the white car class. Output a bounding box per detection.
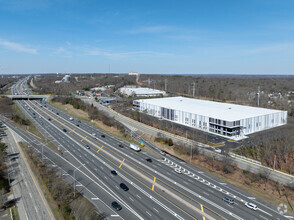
[92,133,96,136]
[174,168,182,174]
[245,202,257,210]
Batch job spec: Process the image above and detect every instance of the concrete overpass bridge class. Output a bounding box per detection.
[3,95,51,100]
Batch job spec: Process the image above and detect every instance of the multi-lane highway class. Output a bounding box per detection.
[5,77,292,220]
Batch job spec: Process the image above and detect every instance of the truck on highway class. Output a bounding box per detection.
[129,143,140,152]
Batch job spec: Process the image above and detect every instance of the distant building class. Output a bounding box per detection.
[90,85,115,91]
[133,96,287,140]
[129,72,139,76]
[119,86,166,97]
[55,75,71,83]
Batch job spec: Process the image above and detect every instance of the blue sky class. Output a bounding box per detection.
[0,0,294,75]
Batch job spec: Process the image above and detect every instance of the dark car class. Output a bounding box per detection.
[56,113,59,115]
[76,124,79,127]
[101,134,105,138]
[78,120,81,123]
[223,196,234,204]
[111,201,122,211]
[85,145,90,149]
[111,170,117,175]
[63,129,67,132]
[48,118,51,121]
[118,144,124,148]
[120,183,129,191]
[146,158,152,163]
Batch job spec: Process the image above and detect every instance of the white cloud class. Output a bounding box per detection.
[0,39,37,54]
[85,48,173,58]
[125,25,173,34]
[245,43,294,55]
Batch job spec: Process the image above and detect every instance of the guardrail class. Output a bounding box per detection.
[229,152,262,165]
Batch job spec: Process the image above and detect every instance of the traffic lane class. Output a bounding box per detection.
[2,121,127,219]
[23,106,183,220]
[29,105,204,219]
[63,129,197,220]
[164,155,288,220]
[28,102,242,219]
[6,122,140,220]
[28,100,284,220]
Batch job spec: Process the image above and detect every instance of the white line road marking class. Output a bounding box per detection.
[76,184,83,187]
[146,211,152,216]
[248,197,255,199]
[220,183,227,185]
[110,215,120,217]
[129,197,134,202]
[153,208,159,213]
[202,191,209,196]
[258,208,272,217]
[259,215,268,220]
[91,198,99,200]
[136,195,141,199]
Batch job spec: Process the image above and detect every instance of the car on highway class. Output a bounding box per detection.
[174,168,182,174]
[223,196,234,204]
[245,202,257,210]
[56,113,59,115]
[101,134,105,138]
[76,124,79,127]
[63,129,67,132]
[111,170,117,175]
[85,145,90,149]
[118,144,124,148]
[48,118,51,121]
[120,183,129,191]
[146,158,152,163]
[111,201,122,211]
[92,133,96,136]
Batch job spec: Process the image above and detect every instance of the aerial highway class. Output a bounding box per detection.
[4,77,292,220]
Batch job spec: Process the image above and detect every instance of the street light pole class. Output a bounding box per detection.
[74,164,85,198]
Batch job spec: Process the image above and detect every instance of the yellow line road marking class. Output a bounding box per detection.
[152,184,155,191]
[80,136,87,142]
[200,204,206,220]
[26,101,223,219]
[119,158,125,168]
[154,177,156,182]
[68,128,76,134]
[96,146,104,153]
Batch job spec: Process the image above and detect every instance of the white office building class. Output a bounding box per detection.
[133,96,287,140]
[119,86,166,97]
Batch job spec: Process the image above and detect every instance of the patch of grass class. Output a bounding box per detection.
[8,206,20,220]
[50,101,135,144]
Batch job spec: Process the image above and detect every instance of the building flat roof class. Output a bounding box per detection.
[137,96,285,121]
[123,87,165,95]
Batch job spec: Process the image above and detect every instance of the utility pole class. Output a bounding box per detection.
[165,79,167,91]
[192,82,196,97]
[148,78,151,87]
[257,86,260,107]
